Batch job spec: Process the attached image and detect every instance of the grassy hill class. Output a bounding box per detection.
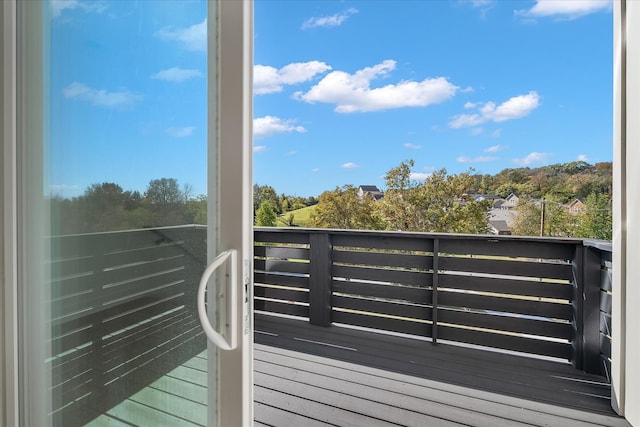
[276,205,316,227]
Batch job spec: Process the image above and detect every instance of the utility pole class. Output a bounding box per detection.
[540,197,546,236]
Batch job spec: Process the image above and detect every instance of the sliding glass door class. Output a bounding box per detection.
[7,1,252,425]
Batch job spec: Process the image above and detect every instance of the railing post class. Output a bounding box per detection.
[573,244,584,370]
[309,232,332,327]
[582,245,604,375]
[432,238,439,344]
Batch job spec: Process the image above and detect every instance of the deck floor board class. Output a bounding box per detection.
[82,313,630,427]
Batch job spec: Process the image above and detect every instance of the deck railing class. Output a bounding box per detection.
[254,227,613,377]
[47,225,612,424]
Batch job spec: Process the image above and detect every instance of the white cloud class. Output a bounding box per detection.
[403,143,421,150]
[253,146,268,153]
[449,91,540,128]
[51,0,107,19]
[578,154,589,161]
[286,150,298,156]
[464,102,477,109]
[341,162,360,169]
[253,116,306,139]
[470,128,484,136]
[311,168,320,173]
[515,0,611,20]
[62,82,142,109]
[512,152,551,166]
[456,156,497,163]
[296,60,458,113]
[151,67,203,83]
[254,61,331,95]
[491,129,502,138]
[166,126,195,138]
[302,8,358,29]
[410,172,431,181]
[155,19,207,52]
[485,144,507,153]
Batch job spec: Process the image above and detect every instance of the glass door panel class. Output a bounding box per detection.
[15,1,252,425]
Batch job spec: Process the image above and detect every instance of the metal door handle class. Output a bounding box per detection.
[197,249,238,350]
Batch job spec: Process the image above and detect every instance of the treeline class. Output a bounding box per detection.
[468,160,612,203]
[50,178,206,235]
[271,159,612,240]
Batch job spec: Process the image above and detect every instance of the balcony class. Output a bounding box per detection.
[49,225,628,426]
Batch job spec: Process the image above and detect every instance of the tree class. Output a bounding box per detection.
[512,196,576,237]
[576,193,612,240]
[145,178,183,205]
[255,201,277,226]
[253,184,281,215]
[309,185,384,230]
[379,161,490,233]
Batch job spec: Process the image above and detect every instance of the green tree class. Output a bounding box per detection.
[380,161,490,233]
[255,201,277,226]
[309,185,384,230]
[576,193,612,240]
[512,196,576,237]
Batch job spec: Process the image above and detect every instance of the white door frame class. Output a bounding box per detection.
[613,1,640,424]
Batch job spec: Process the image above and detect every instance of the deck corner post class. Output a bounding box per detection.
[582,245,604,375]
[309,232,332,327]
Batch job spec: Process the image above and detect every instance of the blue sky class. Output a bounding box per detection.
[49,0,612,199]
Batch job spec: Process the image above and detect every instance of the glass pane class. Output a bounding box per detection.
[20,1,211,425]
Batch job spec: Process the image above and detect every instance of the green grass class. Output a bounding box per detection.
[276,205,316,227]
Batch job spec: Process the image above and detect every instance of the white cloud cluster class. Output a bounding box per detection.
[302,8,358,29]
[485,144,507,153]
[578,154,589,162]
[296,60,458,113]
[151,67,203,83]
[254,61,331,95]
[341,162,360,169]
[253,116,306,139]
[404,143,421,150]
[512,152,551,166]
[449,91,540,128]
[456,156,497,163]
[51,0,107,19]
[410,172,431,181]
[166,126,195,138]
[155,19,207,52]
[253,146,268,153]
[515,0,611,20]
[62,82,142,109]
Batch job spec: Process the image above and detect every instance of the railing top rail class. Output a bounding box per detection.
[254,226,590,246]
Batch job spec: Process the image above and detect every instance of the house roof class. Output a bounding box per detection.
[359,185,382,192]
[489,220,511,232]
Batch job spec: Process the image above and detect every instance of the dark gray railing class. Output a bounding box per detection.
[47,225,612,425]
[49,225,207,426]
[254,227,612,377]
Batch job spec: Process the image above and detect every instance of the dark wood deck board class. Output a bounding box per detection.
[254,313,629,427]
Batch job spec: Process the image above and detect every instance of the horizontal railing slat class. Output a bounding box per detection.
[254,299,309,318]
[254,272,310,289]
[331,234,434,252]
[333,281,432,304]
[438,274,573,300]
[332,311,431,337]
[332,295,432,321]
[439,256,573,281]
[439,238,576,261]
[332,250,433,270]
[254,246,310,260]
[332,265,431,287]
[437,308,572,339]
[438,290,573,321]
[255,286,309,304]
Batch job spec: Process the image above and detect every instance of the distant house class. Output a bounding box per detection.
[358,185,384,201]
[489,220,511,235]
[567,199,586,215]
[502,193,520,209]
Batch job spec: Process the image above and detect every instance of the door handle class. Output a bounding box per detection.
[197,249,238,350]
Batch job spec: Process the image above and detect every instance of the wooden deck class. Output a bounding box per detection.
[254,314,628,427]
[85,313,628,426]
